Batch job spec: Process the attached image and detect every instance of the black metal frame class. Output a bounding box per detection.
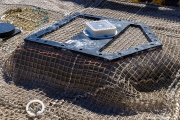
[25,12,162,61]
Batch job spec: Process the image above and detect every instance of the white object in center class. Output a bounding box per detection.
[85,20,117,38]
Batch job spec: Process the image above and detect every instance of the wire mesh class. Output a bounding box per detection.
[0,0,180,120]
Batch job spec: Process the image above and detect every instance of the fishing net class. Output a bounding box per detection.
[0,0,180,119]
[1,7,49,31]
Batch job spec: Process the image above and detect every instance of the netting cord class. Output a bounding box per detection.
[127,4,145,20]
[64,54,80,94]
[167,69,180,120]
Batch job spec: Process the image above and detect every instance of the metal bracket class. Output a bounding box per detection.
[25,12,162,61]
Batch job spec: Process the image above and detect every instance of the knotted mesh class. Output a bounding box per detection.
[0,0,180,119]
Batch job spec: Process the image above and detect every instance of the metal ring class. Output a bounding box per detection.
[26,100,45,116]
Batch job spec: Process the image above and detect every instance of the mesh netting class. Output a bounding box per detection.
[3,41,179,119]
[0,4,64,62]
[102,26,149,53]
[0,0,180,119]
[42,18,91,43]
[1,7,49,31]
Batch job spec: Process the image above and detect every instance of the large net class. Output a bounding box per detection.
[0,0,180,119]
